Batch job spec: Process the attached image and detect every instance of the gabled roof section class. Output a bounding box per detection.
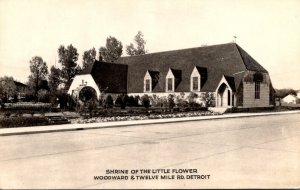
[117,43,268,93]
[147,70,160,79]
[195,66,208,88]
[78,60,128,93]
[14,81,28,88]
[78,62,95,75]
[236,45,268,73]
[170,68,182,79]
[195,66,207,77]
[224,75,236,92]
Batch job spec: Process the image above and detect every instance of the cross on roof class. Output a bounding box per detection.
[233,35,237,43]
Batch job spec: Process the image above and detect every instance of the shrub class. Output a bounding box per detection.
[3,102,51,111]
[104,94,114,108]
[115,95,123,107]
[168,94,175,109]
[0,117,49,128]
[37,89,50,103]
[187,92,198,103]
[87,99,98,116]
[141,95,150,108]
[128,96,136,107]
[134,96,140,106]
[57,92,77,111]
[114,94,129,109]
[150,95,167,107]
[24,94,35,102]
[99,93,105,107]
[200,92,216,107]
[122,94,129,109]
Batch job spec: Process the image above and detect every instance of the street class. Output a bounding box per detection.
[0,113,299,188]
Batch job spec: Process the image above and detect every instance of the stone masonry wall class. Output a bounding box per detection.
[242,71,271,108]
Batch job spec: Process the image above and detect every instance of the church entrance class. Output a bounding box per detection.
[216,83,232,107]
[78,86,97,102]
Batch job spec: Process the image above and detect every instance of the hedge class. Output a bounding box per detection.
[0,117,49,128]
[3,103,52,111]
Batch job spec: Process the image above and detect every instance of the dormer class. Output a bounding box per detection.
[166,68,181,92]
[144,70,160,92]
[190,66,207,91]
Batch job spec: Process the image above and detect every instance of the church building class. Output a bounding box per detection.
[68,43,275,108]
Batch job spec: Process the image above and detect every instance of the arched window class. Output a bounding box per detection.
[254,72,263,99]
[255,81,260,99]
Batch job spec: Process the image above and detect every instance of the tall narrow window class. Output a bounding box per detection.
[167,78,173,91]
[227,90,231,106]
[192,77,198,91]
[145,79,150,92]
[255,81,260,99]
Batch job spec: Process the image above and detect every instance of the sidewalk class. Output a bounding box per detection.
[1,110,299,136]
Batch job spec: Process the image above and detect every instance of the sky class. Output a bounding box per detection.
[0,0,300,89]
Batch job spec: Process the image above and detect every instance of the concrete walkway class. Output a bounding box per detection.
[1,110,299,136]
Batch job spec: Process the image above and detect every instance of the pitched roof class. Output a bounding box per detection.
[224,75,236,92]
[14,81,27,88]
[147,70,160,79]
[78,61,128,93]
[117,43,267,93]
[195,66,208,88]
[170,69,182,79]
[236,45,268,73]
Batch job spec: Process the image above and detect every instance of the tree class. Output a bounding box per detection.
[82,47,96,69]
[58,44,81,90]
[28,56,48,97]
[0,76,17,102]
[126,31,148,56]
[99,36,123,63]
[48,66,61,93]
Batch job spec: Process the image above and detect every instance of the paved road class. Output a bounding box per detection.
[0,113,299,189]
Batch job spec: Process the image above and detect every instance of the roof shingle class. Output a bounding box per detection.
[117,43,266,93]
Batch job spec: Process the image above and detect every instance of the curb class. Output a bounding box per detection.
[1,110,299,136]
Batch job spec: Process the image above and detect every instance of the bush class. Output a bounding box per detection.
[200,92,215,107]
[168,94,176,109]
[0,117,49,128]
[134,96,140,106]
[37,89,50,103]
[3,102,51,111]
[187,92,198,103]
[141,95,150,108]
[150,95,167,107]
[122,94,129,109]
[99,93,105,107]
[115,95,123,107]
[128,96,135,107]
[114,94,129,109]
[104,95,114,108]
